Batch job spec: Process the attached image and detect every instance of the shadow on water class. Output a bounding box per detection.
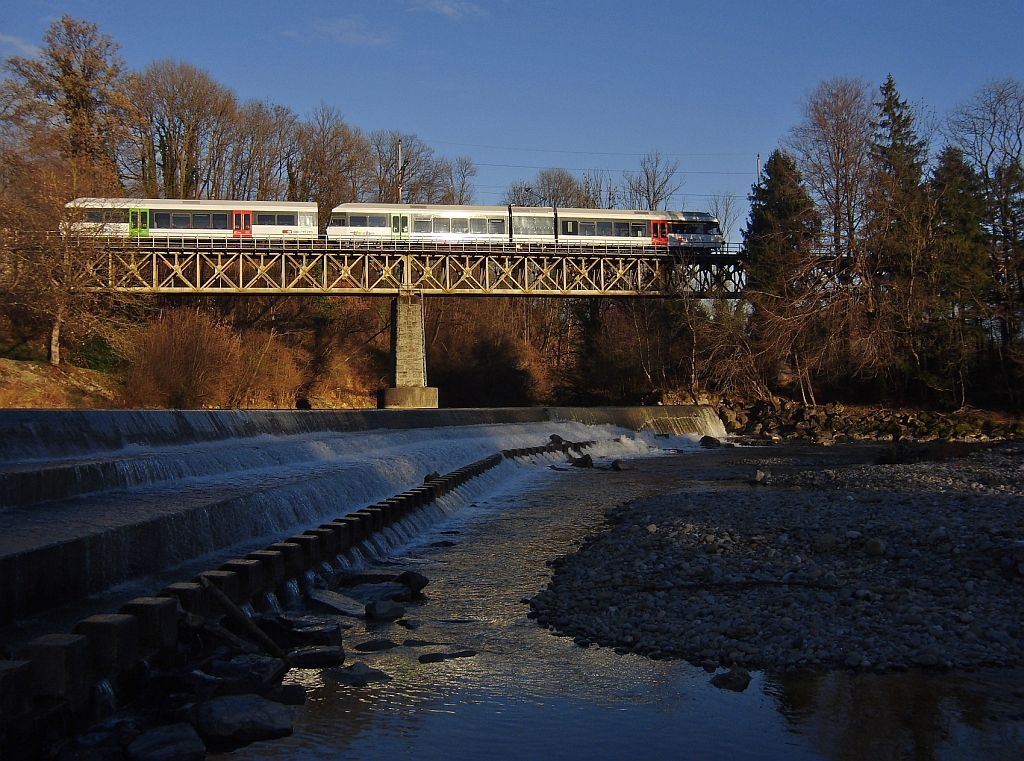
[216,450,1024,761]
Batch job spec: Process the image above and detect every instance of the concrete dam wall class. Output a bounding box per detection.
[0,406,724,625]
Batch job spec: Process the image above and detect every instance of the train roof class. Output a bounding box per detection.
[331,203,718,222]
[67,198,318,211]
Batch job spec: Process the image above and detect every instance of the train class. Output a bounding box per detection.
[66,198,319,238]
[66,198,724,249]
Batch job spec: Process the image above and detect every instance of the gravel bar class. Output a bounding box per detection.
[530,442,1024,674]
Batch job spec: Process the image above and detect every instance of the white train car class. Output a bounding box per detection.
[66,198,318,239]
[326,203,723,249]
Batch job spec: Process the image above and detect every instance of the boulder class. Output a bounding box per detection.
[700,436,722,448]
[569,453,594,468]
[323,662,392,687]
[195,694,293,748]
[366,600,406,621]
[127,724,206,761]
[346,582,413,603]
[710,666,751,692]
[396,571,430,593]
[306,589,365,618]
[287,646,345,668]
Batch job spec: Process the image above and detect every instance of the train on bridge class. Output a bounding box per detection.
[67,198,724,250]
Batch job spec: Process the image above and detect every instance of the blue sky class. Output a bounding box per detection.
[3,0,1023,235]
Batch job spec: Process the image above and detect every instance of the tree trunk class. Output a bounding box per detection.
[49,311,63,366]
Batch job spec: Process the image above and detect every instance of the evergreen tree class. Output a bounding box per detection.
[743,150,819,298]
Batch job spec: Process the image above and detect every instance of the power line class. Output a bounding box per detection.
[425,139,750,158]
[475,162,752,174]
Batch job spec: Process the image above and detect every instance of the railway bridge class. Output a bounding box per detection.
[87,237,747,407]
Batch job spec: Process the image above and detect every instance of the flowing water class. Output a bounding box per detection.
[217,450,1024,761]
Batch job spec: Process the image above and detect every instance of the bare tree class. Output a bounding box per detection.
[708,190,740,243]
[370,131,448,203]
[622,150,683,210]
[225,100,297,200]
[787,77,874,260]
[123,60,237,198]
[440,155,477,204]
[2,15,128,172]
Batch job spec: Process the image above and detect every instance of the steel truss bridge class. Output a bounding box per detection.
[80,238,746,298]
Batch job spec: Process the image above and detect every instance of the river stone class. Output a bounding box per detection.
[353,639,400,652]
[287,646,345,668]
[307,589,365,618]
[700,436,722,449]
[710,666,751,692]
[396,571,430,593]
[366,600,406,621]
[127,723,205,761]
[324,662,392,687]
[347,582,413,603]
[195,694,293,747]
[865,538,887,556]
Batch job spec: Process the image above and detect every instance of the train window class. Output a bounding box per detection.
[579,221,596,236]
[631,222,648,237]
[154,212,171,228]
[561,220,579,235]
[513,216,554,235]
[192,214,211,229]
[349,215,368,227]
[705,223,721,235]
[368,215,388,227]
[432,217,451,233]
[596,221,613,236]
[106,210,128,223]
[256,214,276,225]
[329,215,346,226]
[298,213,315,227]
[413,217,431,233]
[487,219,505,235]
[213,213,229,229]
[172,213,191,229]
[614,221,630,237]
[277,214,296,225]
[452,218,469,233]
[86,210,104,223]
[470,218,487,234]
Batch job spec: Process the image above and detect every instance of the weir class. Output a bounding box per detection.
[0,406,724,627]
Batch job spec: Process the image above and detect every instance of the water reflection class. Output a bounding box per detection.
[216,454,1024,761]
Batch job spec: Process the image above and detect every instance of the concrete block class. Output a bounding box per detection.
[334,517,363,543]
[192,570,239,605]
[72,614,140,678]
[219,559,264,603]
[266,542,305,576]
[319,522,351,552]
[119,597,178,651]
[363,507,387,530]
[17,633,90,712]
[378,387,439,409]
[0,659,32,721]
[245,550,285,589]
[286,534,321,566]
[352,510,378,534]
[160,582,212,619]
[303,528,337,557]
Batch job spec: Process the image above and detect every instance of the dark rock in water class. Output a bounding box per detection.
[256,614,343,648]
[710,666,752,692]
[418,650,477,664]
[324,662,392,687]
[260,683,307,706]
[396,570,430,593]
[339,572,400,586]
[396,618,421,629]
[127,723,206,761]
[346,582,413,603]
[700,436,722,449]
[353,639,400,652]
[570,454,594,468]
[195,694,293,749]
[424,471,440,482]
[204,654,289,694]
[366,600,406,621]
[307,588,365,618]
[287,645,345,668]
[402,639,441,647]
[430,540,457,547]
[549,434,564,444]
[611,459,624,471]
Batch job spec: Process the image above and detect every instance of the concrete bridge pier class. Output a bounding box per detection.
[378,292,439,409]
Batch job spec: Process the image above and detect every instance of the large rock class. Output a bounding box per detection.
[710,666,751,692]
[366,600,406,621]
[287,645,345,668]
[323,662,392,687]
[307,588,365,618]
[346,582,413,603]
[396,571,430,594]
[127,724,206,761]
[195,694,293,748]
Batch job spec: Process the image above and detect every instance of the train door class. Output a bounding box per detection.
[651,220,668,246]
[391,214,409,241]
[232,210,252,238]
[129,208,150,238]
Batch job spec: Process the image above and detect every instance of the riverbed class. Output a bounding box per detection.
[218,446,1024,760]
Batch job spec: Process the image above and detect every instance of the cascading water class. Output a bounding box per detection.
[282,578,302,610]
